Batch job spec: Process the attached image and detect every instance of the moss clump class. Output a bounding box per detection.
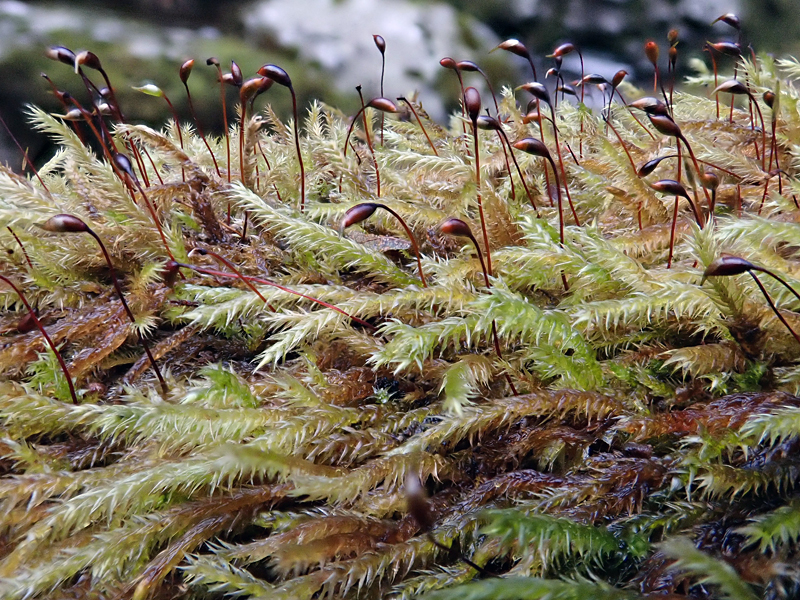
[1,35,800,600]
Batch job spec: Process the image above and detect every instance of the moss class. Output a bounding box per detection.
[0,33,800,600]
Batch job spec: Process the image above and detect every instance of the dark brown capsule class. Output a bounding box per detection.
[611,70,628,88]
[492,39,531,59]
[340,203,380,232]
[713,80,750,95]
[367,97,399,113]
[707,41,742,57]
[550,42,576,57]
[257,64,292,88]
[439,217,474,239]
[179,59,194,84]
[463,87,481,123]
[519,82,550,105]
[405,473,435,532]
[75,50,102,71]
[513,137,551,160]
[230,61,243,87]
[702,255,755,283]
[41,214,89,233]
[45,46,76,66]
[113,153,136,180]
[651,179,691,200]
[455,60,480,72]
[648,114,683,138]
[629,97,668,115]
[373,34,386,54]
[667,29,680,46]
[644,41,659,66]
[712,13,741,29]
[637,155,671,177]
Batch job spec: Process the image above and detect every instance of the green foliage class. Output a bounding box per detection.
[660,538,759,600]
[1,32,800,600]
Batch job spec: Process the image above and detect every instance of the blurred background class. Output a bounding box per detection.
[0,0,797,166]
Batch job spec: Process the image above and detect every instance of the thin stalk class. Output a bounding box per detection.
[0,274,78,404]
[397,97,437,155]
[7,227,35,271]
[85,228,167,395]
[182,81,222,177]
[288,87,306,212]
[470,119,491,275]
[750,271,800,347]
[373,204,427,287]
[190,249,276,309]
[0,112,49,192]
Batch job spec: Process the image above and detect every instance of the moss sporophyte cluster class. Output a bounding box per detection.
[2,14,800,599]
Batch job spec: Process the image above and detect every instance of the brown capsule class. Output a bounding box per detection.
[557,84,577,97]
[545,67,559,79]
[17,311,38,334]
[240,77,266,105]
[628,97,668,115]
[550,42,576,57]
[702,255,754,283]
[763,90,775,109]
[637,155,670,177]
[648,114,682,137]
[651,179,691,200]
[644,41,659,66]
[221,73,236,85]
[668,29,680,46]
[439,57,457,70]
[257,64,292,88]
[668,46,678,68]
[113,152,136,180]
[373,34,386,54]
[712,13,741,30]
[713,79,749,95]
[367,97,399,113]
[254,76,274,99]
[580,73,608,86]
[439,217,474,239]
[179,59,194,84]
[701,170,720,191]
[163,260,181,288]
[75,50,102,71]
[492,39,531,59]
[513,137,551,160]
[476,115,502,131]
[41,214,89,233]
[518,82,550,106]
[340,203,379,233]
[611,70,628,88]
[45,46,76,66]
[707,41,742,57]
[463,87,481,123]
[455,60,481,72]
[405,473,435,532]
[521,110,541,125]
[230,61,243,87]
[61,108,84,121]
[206,56,220,66]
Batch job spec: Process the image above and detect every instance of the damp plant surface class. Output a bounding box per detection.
[2,19,800,600]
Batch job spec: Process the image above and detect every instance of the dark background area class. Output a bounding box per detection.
[0,0,796,168]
